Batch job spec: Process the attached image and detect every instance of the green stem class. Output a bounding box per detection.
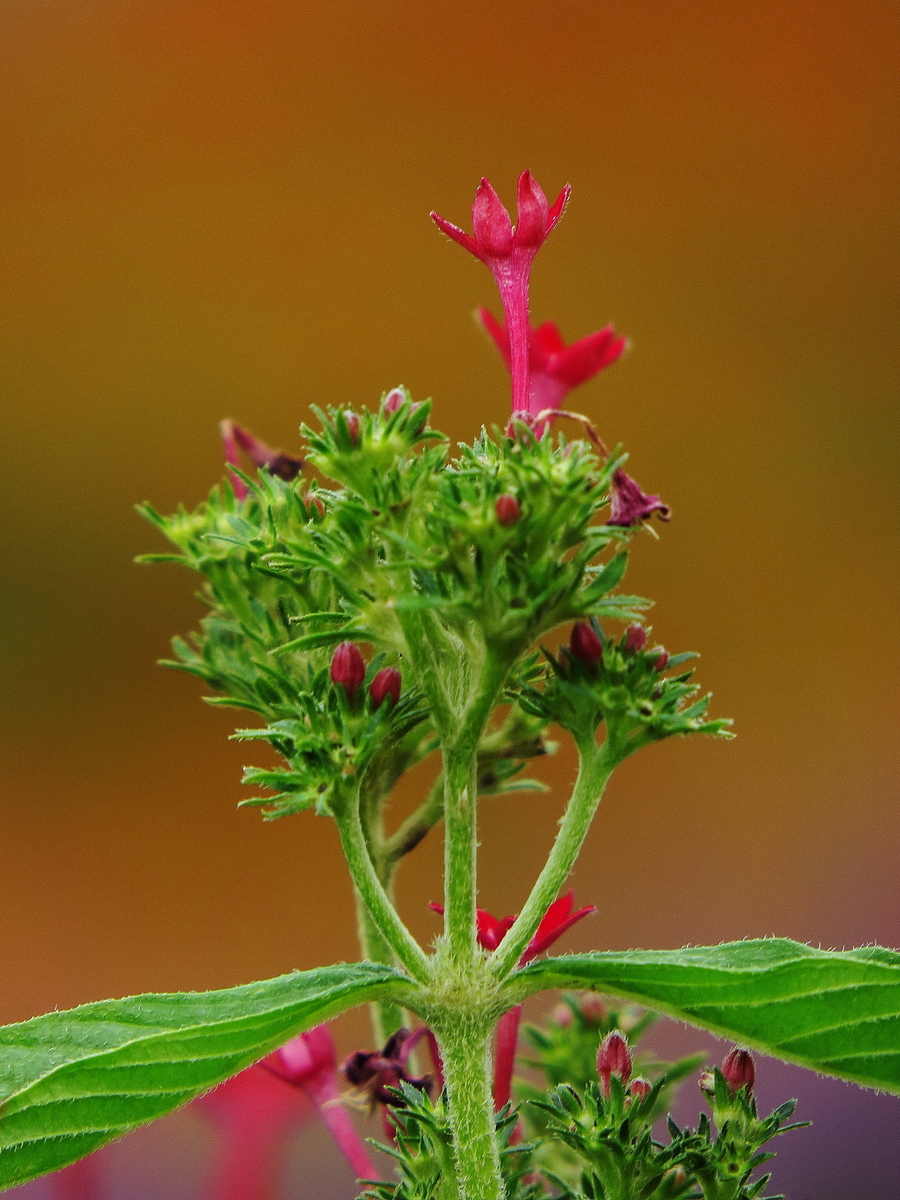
[353,892,404,1043]
[489,735,618,979]
[434,1016,506,1200]
[442,653,508,967]
[334,795,430,983]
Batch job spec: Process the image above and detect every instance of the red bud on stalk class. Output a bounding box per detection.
[345,412,360,445]
[597,1031,632,1096]
[331,642,366,699]
[370,667,402,709]
[624,624,647,653]
[495,494,521,526]
[384,388,406,415]
[570,621,604,667]
[722,1048,755,1094]
[651,647,669,672]
[629,1078,651,1101]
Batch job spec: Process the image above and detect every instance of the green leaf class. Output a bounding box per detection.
[0,962,414,1190]
[510,939,900,1094]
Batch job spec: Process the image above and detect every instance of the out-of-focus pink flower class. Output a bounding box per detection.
[478,309,626,430]
[50,1154,103,1200]
[220,420,303,500]
[432,172,570,418]
[196,1025,378,1199]
[608,468,670,527]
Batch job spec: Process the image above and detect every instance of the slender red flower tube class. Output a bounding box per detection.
[432,171,570,419]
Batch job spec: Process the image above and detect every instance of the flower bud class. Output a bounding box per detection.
[384,388,406,415]
[344,412,360,445]
[722,1048,755,1094]
[698,1070,716,1095]
[331,642,366,698]
[551,1002,573,1028]
[370,667,402,709]
[495,493,521,526]
[570,621,604,668]
[597,1031,632,1096]
[629,1077,651,1101]
[624,624,647,653]
[650,646,669,672]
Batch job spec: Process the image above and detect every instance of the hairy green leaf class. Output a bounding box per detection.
[0,962,414,1190]
[510,939,900,1094]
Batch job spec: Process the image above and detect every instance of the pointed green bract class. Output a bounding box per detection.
[509,939,900,1093]
[0,962,414,1190]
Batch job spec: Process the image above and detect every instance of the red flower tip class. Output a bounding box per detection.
[624,624,648,653]
[495,493,521,526]
[629,1077,652,1101]
[472,177,515,256]
[597,1031,632,1096]
[608,469,671,527]
[514,169,550,248]
[330,641,366,698]
[650,647,669,672]
[344,411,360,445]
[370,666,402,709]
[569,621,604,668]
[722,1048,755,1094]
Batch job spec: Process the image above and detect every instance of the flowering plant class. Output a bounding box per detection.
[2,173,898,1200]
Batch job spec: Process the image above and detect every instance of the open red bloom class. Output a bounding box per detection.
[220,419,303,500]
[432,171,570,418]
[478,309,626,428]
[430,890,594,964]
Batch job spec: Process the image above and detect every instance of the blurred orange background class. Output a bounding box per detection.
[1,1,898,1195]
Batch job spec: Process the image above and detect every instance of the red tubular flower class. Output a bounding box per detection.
[478,309,626,429]
[722,1048,755,1094]
[220,419,303,500]
[597,1031,633,1097]
[608,468,670,527]
[432,171,570,417]
[330,641,366,699]
[569,621,604,668]
[370,666,402,709]
[495,493,521,526]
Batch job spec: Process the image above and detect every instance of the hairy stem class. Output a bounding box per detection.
[334,793,430,982]
[490,735,617,978]
[434,1016,506,1200]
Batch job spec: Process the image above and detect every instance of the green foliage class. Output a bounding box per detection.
[512,941,900,1093]
[0,963,412,1190]
[357,1084,544,1200]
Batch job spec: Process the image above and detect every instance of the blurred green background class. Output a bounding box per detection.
[1,1,898,1195]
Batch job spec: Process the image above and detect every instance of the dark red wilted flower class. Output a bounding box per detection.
[629,1077,652,1101]
[330,642,366,699]
[342,1029,432,1109]
[624,624,648,653]
[370,666,402,709]
[432,171,570,418]
[722,1048,755,1094]
[220,419,303,500]
[597,1031,633,1096]
[478,309,626,428]
[608,469,671,527]
[495,493,521,526]
[570,621,604,668]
